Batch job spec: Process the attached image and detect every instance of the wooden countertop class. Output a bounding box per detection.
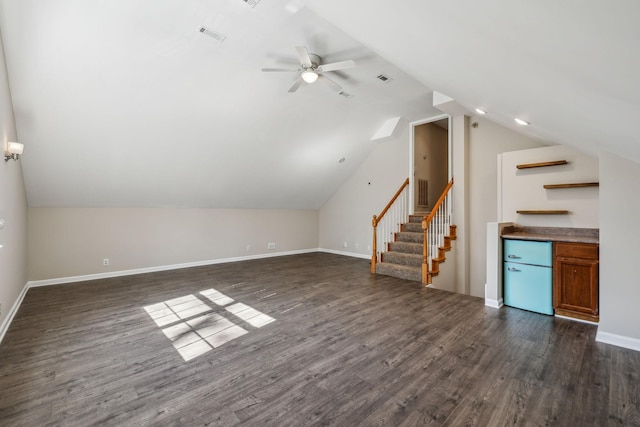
[501,226,599,245]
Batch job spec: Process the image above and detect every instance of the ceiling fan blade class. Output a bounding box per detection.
[288,76,305,93]
[261,67,300,72]
[318,75,343,93]
[318,60,355,73]
[295,46,313,67]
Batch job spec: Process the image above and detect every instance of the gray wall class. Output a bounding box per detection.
[414,122,448,210]
[0,32,27,329]
[28,208,319,281]
[598,151,640,344]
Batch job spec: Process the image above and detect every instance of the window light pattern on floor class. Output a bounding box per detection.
[143,288,275,361]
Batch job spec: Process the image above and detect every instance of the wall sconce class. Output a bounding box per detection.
[4,142,24,162]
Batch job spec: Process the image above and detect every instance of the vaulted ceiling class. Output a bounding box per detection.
[1,0,638,209]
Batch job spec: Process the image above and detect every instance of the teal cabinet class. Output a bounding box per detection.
[503,240,553,315]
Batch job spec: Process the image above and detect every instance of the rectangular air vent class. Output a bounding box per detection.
[377,74,392,83]
[242,0,261,7]
[199,26,227,43]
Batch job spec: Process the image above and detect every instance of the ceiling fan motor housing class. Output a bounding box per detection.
[306,53,321,71]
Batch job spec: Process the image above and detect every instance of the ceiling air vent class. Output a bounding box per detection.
[242,0,261,7]
[199,26,227,43]
[377,74,393,83]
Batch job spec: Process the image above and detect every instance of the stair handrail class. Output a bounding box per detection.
[421,178,454,284]
[371,178,410,273]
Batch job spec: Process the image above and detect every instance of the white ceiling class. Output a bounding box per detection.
[304,0,640,159]
[1,0,638,209]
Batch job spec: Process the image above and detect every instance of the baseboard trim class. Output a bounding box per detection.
[485,298,503,309]
[28,248,321,288]
[0,281,30,345]
[554,314,598,326]
[318,248,371,260]
[596,331,640,352]
[3,249,363,346]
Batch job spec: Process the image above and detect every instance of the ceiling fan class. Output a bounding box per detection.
[261,46,356,93]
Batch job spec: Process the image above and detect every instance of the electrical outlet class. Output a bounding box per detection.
[267,243,276,250]
[343,242,348,248]
[246,245,251,252]
[103,258,110,267]
[355,243,359,249]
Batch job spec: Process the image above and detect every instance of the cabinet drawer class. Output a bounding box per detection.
[503,239,552,267]
[554,242,598,260]
[504,262,553,315]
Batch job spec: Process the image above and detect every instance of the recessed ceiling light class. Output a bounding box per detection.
[514,118,530,126]
[475,108,487,115]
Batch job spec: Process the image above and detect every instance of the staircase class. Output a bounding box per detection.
[371,178,455,285]
[375,215,456,283]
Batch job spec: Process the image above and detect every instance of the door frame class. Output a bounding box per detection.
[408,114,452,214]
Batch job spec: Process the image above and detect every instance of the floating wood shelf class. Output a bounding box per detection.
[517,210,570,215]
[516,160,568,169]
[543,182,599,189]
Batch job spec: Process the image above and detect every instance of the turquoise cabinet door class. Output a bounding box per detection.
[504,239,552,267]
[504,262,553,315]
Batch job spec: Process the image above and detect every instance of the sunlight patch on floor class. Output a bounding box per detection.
[143,288,275,361]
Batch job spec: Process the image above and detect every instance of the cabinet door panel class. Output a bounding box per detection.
[504,239,552,266]
[553,257,599,316]
[504,262,553,315]
[555,242,598,260]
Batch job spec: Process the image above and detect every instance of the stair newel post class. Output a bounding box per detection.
[421,218,429,285]
[371,215,378,273]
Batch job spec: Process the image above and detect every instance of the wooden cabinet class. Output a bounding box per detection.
[553,242,599,322]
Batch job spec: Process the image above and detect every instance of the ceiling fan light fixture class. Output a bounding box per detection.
[301,70,318,83]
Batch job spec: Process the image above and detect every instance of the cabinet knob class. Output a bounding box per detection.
[508,267,521,272]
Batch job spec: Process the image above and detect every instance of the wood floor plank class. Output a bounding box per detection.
[1,253,639,426]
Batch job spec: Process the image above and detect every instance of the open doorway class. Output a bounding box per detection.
[411,116,450,214]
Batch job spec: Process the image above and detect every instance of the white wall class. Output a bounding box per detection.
[467,116,547,297]
[319,114,548,297]
[28,208,318,281]
[0,32,27,330]
[597,151,640,348]
[319,125,410,256]
[499,144,599,227]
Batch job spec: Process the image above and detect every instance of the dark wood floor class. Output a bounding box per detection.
[1,253,639,426]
